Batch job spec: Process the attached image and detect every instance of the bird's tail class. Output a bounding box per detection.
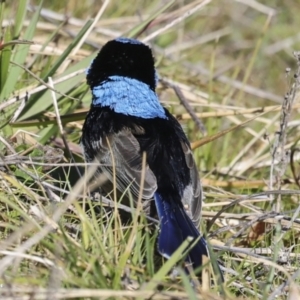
[154,192,208,269]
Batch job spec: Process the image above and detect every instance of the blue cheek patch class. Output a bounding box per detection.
[91,76,167,119]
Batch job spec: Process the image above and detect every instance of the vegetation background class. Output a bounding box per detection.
[1,0,300,299]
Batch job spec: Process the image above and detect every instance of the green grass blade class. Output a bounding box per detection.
[177,268,198,300]
[126,0,175,38]
[27,21,68,70]
[143,237,192,291]
[13,0,29,38]
[0,0,5,38]
[17,53,95,121]
[0,29,12,92]
[40,19,93,81]
[0,0,43,100]
[17,19,94,121]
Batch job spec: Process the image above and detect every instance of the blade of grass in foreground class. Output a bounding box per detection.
[177,268,198,300]
[13,0,29,39]
[143,237,192,291]
[126,0,175,39]
[17,54,95,122]
[0,0,43,100]
[0,29,12,93]
[0,0,5,40]
[40,19,94,81]
[18,19,94,121]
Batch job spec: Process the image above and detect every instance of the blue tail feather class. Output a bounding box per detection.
[154,192,208,269]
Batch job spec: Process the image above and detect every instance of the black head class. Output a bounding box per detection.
[87,38,157,91]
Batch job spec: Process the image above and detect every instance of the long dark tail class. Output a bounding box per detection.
[154,192,208,269]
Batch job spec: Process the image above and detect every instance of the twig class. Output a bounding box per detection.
[48,77,82,178]
[0,69,85,114]
[207,190,300,232]
[142,0,211,43]
[271,52,300,211]
[58,0,110,72]
[161,78,206,135]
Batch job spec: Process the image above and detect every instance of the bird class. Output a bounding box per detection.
[81,37,214,272]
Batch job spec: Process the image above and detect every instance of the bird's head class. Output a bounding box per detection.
[87,38,157,91]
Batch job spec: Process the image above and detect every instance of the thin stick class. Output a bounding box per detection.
[58,0,110,72]
[48,77,82,178]
[142,0,211,43]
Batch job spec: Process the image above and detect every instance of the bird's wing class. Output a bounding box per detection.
[90,127,157,201]
[180,141,203,226]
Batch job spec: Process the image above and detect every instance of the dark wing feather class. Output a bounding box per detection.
[83,128,157,201]
[180,141,203,226]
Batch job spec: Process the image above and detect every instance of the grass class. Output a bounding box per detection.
[1,0,300,299]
